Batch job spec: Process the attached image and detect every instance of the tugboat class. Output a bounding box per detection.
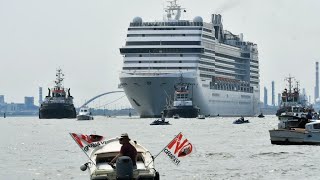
[276,76,309,116]
[39,68,76,119]
[163,77,199,118]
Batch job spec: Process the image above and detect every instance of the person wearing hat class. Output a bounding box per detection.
[109,133,137,168]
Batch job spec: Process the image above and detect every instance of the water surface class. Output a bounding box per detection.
[0,116,318,180]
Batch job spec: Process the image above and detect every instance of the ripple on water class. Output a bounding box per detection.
[204,152,234,159]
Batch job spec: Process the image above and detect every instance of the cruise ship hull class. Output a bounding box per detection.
[120,72,259,118]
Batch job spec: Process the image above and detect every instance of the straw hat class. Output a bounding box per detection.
[119,133,130,140]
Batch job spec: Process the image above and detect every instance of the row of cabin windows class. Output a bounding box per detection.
[201,54,215,60]
[215,53,251,62]
[127,34,201,37]
[203,28,212,33]
[198,67,215,72]
[120,48,204,54]
[202,34,216,40]
[124,60,198,64]
[251,70,259,74]
[215,65,247,73]
[125,54,199,57]
[215,59,247,67]
[250,59,259,64]
[204,49,215,54]
[129,22,203,27]
[125,41,201,46]
[250,76,259,79]
[199,61,215,66]
[250,65,259,69]
[122,67,197,70]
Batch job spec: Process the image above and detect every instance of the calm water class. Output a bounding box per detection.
[0,115,319,180]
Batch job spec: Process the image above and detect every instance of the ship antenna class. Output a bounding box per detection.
[285,75,294,94]
[164,0,185,21]
[55,68,64,89]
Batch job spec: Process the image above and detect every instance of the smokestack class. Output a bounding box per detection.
[315,62,319,103]
[272,81,275,106]
[39,87,43,106]
[264,87,268,107]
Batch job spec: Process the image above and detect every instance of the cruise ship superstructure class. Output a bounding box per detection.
[119,0,260,118]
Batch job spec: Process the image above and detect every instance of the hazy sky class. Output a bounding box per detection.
[1,0,320,107]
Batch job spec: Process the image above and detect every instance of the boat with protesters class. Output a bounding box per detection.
[70,133,159,180]
[269,76,320,145]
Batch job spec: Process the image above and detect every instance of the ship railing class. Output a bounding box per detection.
[130,21,203,27]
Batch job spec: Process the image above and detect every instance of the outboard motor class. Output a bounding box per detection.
[116,156,133,180]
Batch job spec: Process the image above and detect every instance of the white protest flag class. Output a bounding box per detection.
[69,133,108,158]
[162,132,193,166]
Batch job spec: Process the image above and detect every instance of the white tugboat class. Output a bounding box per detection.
[163,76,200,118]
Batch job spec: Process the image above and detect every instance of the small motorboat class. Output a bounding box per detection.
[233,117,250,124]
[197,115,205,119]
[77,106,94,120]
[79,137,160,180]
[258,113,265,118]
[150,119,171,125]
[173,114,180,119]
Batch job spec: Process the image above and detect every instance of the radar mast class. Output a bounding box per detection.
[164,0,185,21]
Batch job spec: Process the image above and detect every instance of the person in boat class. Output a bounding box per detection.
[306,110,313,119]
[239,116,244,122]
[109,133,137,169]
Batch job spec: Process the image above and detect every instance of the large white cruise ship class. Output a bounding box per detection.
[119,0,260,118]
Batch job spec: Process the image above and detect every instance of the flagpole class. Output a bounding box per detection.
[69,133,96,166]
[146,132,181,167]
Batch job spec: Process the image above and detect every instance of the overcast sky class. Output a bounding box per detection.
[0,0,320,107]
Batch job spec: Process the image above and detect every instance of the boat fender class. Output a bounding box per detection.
[155,171,160,180]
[80,163,88,171]
[116,156,133,179]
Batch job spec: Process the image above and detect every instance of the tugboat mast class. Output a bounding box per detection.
[55,68,64,90]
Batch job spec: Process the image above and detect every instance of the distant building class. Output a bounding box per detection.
[0,95,4,105]
[264,87,268,107]
[24,97,34,108]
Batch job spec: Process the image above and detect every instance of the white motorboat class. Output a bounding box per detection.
[270,120,320,145]
[269,104,320,145]
[80,137,159,180]
[77,106,94,120]
[197,115,205,119]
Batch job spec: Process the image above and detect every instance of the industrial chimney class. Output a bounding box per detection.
[272,81,275,106]
[39,87,43,106]
[315,62,319,103]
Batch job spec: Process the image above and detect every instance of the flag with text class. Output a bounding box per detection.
[69,133,108,157]
[162,132,193,166]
